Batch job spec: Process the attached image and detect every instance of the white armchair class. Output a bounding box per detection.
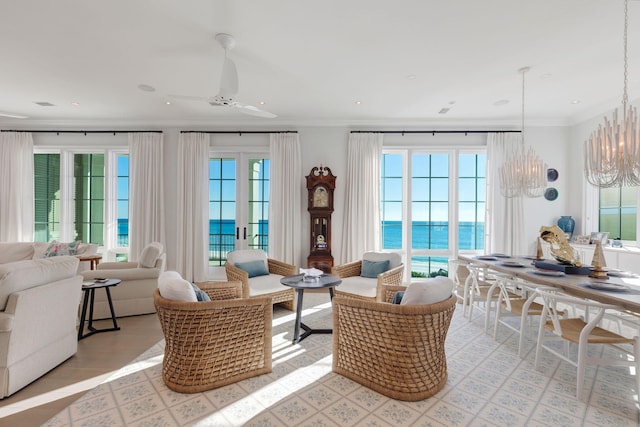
[333,252,404,301]
[224,249,296,310]
[82,242,166,318]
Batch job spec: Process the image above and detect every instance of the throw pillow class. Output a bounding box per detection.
[190,283,211,302]
[361,259,390,278]
[391,291,405,304]
[235,259,270,278]
[44,240,81,257]
[400,276,453,305]
[138,242,163,268]
[158,271,197,302]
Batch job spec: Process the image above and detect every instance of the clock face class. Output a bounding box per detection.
[313,186,329,207]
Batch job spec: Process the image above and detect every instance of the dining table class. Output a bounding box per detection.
[458,254,640,314]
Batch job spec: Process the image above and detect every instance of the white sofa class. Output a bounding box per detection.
[0,241,99,274]
[82,242,166,318]
[0,255,81,399]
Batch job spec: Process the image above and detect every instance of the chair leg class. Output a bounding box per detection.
[534,317,546,369]
[576,339,588,399]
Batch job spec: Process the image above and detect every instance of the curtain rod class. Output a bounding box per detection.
[0,130,162,135]
[180,130,297,135]
[351,130,521,135]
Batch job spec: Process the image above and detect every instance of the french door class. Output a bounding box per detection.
[208,152,270,276]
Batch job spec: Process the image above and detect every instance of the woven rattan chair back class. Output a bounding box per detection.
[154,288,272,393]
[333,294,456,401]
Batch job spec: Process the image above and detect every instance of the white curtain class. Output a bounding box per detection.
[128,132,165,260]
[176,132,209,282]
[268,133,302,265]
[0,132,34,242]
[486,132,525,255]
[340,132,383,263]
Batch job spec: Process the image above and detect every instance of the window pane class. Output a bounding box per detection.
[73,154,104,245]
[410,256,449,278]
[117,154,129,247]
[33,153,61,242]
[458,153,485,250]
[209,159,237,266]
[599,186,637,240]
[381,154,403,250]
[248,159,269,251]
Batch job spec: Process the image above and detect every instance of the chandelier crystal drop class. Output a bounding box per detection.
[584,0,640,188]
[499,67,547,198]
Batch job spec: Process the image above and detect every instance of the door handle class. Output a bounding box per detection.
[236,227,239,240]
[243,227,247,240]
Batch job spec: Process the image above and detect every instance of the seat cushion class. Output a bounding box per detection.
[247,274,289,297]
[335,276,377,298]
[400,276,453,305]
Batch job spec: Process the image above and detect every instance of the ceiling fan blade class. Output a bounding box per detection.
[167,94,212,102]
[0,111,28,119]
[234,103,277,119]
[219,57,238,98]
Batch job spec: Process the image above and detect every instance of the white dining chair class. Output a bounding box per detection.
[534,289,640,400]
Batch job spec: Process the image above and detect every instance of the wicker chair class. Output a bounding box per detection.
[154,281,272,393]
[333,291,456,401]
[225,249,296,311]
[332,252,404,302]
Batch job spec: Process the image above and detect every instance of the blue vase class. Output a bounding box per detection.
[557,216,575,240]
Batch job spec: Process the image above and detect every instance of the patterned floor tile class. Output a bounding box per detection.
[42,295,640,427]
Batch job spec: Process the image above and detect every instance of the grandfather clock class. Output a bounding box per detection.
[306,165,336,273]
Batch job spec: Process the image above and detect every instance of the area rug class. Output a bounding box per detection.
[43,293,639,426]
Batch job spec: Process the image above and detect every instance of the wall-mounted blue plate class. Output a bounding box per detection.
[544,187,558,201]
[547,168,558,182]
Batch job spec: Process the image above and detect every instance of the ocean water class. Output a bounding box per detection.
[118,219,484,274]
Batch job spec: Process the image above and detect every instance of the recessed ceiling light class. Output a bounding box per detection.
[355,100,362,105]
[493,99,509,106]
[406,74,417,80]
[71,102,80,106]
[571,99,581,104]
[138,84,156,92]
[165,101,171,105]
[540,73,552,79]
[259,101,266,105]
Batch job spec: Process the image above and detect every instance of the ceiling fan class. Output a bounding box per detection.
[170,33,276,118]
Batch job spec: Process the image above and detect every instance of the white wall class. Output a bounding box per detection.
[28,123,573,271]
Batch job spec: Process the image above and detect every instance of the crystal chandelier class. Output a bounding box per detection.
[584,0,640,188]
[499,67,548,198]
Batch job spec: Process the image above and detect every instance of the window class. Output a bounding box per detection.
[381,149,486,277]
[208,153,269,272]
[33,149,128,258]
[599,186,637,241]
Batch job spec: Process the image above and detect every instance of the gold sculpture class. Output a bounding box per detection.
[539,225,582,267]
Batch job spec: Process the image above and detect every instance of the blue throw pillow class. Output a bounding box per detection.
[235,260,270,278]
[361,259,390,278]
[190,283,211,302]
[391,291,404,304]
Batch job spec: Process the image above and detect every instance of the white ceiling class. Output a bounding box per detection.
[1,0,639,128]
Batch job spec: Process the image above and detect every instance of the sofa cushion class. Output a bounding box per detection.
[361,259,390,278]
[138,242,163,268]
[0,256,79,310]
[158,271,197,302]
[44,241,81,257]
[236,260,270,278]
[400,276,453,305]
[0,243,35,264]
[246,274,289,297]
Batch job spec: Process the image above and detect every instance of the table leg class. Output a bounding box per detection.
[293,289,305,343]
[78,289,91,340]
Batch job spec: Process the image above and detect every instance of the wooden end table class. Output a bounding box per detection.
[76,254,103,270]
